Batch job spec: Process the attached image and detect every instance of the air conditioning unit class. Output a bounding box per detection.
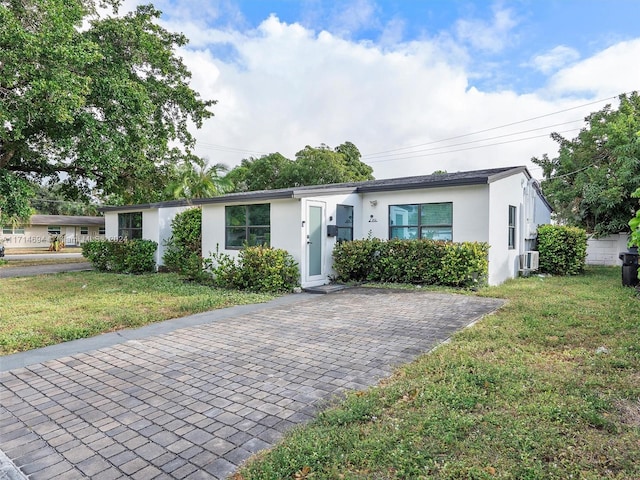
[519,251,539,271]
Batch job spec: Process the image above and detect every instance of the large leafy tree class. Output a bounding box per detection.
[227,142,374,192]
[0,0,214,223]
[532,92,640,236]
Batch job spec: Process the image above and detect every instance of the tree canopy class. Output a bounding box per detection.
[0,0,214,224]
[532,92,640,236]
[227,142,374,192]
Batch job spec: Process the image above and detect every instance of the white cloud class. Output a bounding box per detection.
[546,39,640,98]
[176,16,600,180]
[530,45,581,74]
[454,5,519,53]
[95,2,640,181]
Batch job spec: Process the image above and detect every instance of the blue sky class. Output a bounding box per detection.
[122,0,640,178]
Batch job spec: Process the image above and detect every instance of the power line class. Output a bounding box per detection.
[362,93,622,158]
[363,119,584,160]
[366,128,581,164]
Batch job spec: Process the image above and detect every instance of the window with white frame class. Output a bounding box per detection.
[48,226,61,235]
[2,226,25,235]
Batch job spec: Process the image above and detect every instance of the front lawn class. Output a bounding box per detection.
[237,267,640,479]
[0,271,275,355]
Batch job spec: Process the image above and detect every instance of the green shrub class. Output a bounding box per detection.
[536,224,587,275]
[82,239,158,274]
[332,238,489,288]
[162,208,202,279]
[206,245,299,293]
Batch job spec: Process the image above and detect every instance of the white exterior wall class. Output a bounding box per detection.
[298,192,362,286]
[586,233,629,265]
[103,206,190,267]
[201,198,303,261]
[104,212,118,240]
[155,206,192,266]
[486,172,551,286]
[202,193,362,288]
[359,185,490,243]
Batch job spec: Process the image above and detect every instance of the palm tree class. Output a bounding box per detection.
[166,156,233,200]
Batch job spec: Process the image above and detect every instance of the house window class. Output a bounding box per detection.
[2,226,24,234]
[99,227,105,235]
[389,203,453,241]
[80,227,89,235]
[225,204,270,248]
[508,205,517,249]
[48,226,61,235]
[118,212,142,240]
[336,205,353,243]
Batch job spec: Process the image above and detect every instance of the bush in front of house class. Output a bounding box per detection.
[82,239,158,274]
[332,238,489,288]
[536,224,587,275]
[205,245,300,293]
[162,208,202,279]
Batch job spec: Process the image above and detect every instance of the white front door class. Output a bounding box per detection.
[304,201,326,286]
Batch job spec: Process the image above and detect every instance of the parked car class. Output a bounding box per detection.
[0,244,4,257]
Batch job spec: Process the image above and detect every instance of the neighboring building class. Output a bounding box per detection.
[586,233,630,266]
[100,166,552,287]
[1,215,105,250]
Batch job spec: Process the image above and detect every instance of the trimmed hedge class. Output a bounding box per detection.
[82,239,158,274]
[332,238,489,288]
[536,224,587,275]
[206,245,300,293]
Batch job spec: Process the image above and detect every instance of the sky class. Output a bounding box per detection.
[118,0,640,180]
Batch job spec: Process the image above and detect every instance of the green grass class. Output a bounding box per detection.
[236,267,640,480]
[0,271,275,355]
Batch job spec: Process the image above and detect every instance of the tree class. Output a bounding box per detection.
[532,92,640,236]
[227,142,374,192]
[165,156,232,200]
[0,0,214,219]
[225,153,292,192]
[31,184,99,215]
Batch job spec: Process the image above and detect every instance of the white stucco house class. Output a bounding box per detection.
[100,166,552,287]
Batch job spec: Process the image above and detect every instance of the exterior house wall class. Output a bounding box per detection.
[201,193,362,288]
[2,223,104,250]
[297,192,362,287]
[359,185,490,243]
[104,206,190,267]
[586,233,629,265]
[486,173,551,286]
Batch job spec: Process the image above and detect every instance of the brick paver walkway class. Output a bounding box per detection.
[0,288,504,479]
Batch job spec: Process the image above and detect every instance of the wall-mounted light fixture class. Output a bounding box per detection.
[369,200,377,207]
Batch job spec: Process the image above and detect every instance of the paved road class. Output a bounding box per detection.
[0,262,92,278]
[0,288,504,479]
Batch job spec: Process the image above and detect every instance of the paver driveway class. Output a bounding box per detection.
[0,288,504,479]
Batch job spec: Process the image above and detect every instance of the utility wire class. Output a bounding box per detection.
[364,119,584,160]
[362,93,621,157]
[366,128,581,164]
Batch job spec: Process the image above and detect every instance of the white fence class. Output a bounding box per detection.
[586,233,630,266]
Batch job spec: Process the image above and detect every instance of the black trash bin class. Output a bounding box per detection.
[619,249,639,287]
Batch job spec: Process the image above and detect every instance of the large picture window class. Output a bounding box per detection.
[118,212,143,240]
[508,205,517,249]
[225,204,270,248]
[336,204,353,243]
[389,202,452,241]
